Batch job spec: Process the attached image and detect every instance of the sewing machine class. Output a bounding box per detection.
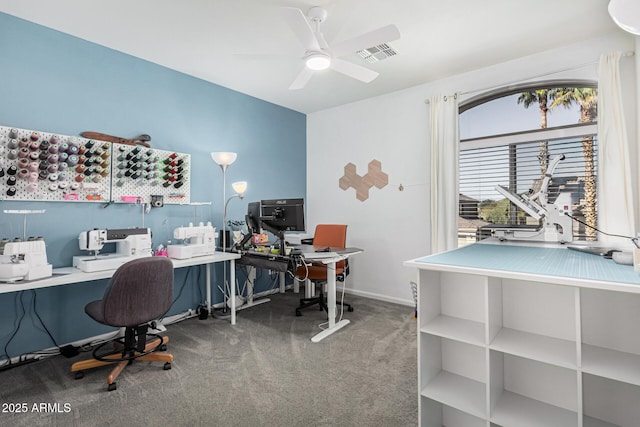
[0,239,53,282]
[490,154,574,243]
[167,222,217,259]
[73,227,153,272]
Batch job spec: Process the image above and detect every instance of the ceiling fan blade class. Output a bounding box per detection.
[330,58,379,83]
[282,7,321,52]
[289,67,315,90]
[331,24,400,58]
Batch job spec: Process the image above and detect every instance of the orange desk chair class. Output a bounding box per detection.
[295,224,354,317]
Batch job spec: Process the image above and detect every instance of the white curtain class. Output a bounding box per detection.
[429,94,460,253]
[597,52,636,244]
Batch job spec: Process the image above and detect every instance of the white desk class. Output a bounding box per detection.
[302,247,363,343]
[0,252,241,324]
[405,241,640,427]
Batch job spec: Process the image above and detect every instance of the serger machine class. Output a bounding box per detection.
[0,238,53,282]
[73,227,152,272]
[490,154,573,243]
[167,222,217,259]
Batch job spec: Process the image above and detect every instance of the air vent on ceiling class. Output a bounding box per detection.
[356,43,397,63]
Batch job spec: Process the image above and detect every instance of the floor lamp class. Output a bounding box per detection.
[211,152,247,315]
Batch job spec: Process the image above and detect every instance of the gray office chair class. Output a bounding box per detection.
[70,257,175,391]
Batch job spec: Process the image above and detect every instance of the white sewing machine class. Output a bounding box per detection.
[490,154,574,243]
[73,227,153,272]
[167,222,217,259]
[0,239,53,282]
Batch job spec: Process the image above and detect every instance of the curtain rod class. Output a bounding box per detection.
[424,50,635,104]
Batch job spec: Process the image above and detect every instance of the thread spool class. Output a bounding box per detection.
[39,139,50,150]
[7,139,18,149]
[67,144,79,155]
[7,149,18,160]
[66,155,79,166]
[48,183,58,191]
[27,182,38,192]
[19,138,28,148]
[58,142,69,153]
[18,158,29,169]
[29,151,39,161]
[6,187,16,197]
[7,165,18,176]
[48,144,59,154]
[75,164,86,174]
[58,162,68,171]
[18,168,29,179]
[70,182,80,190]
[47,154,59,164]
[75,175,84,183]
[8,129,18,139]
[29,141,40,151]
[7,176,17,186]
[58,182,68,189]
[38,170,48,180]
[28,172,38,183]
[92,175,102,183]
[57,172,67,181]
[0,168,4,178]
[39,151,49,161]
[174,181,184,189]
[30,132,40,141]
[49,135,59,144]
[29,162,39,172]
[47,164,59,174]
[58,152,68,163]
[47,173,58,182]
[19,147,29,158]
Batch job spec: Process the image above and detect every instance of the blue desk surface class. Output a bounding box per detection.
[413,243,640,286]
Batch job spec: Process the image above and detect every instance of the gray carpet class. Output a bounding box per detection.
[0,292,417,427]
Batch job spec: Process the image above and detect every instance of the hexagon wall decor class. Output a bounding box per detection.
[338,159,388,201]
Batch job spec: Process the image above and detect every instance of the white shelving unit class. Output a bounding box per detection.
[405,242,640,427]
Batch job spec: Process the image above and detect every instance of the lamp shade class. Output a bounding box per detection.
[609,0,640,35]
[211,152,237,166]
[231,181,247,195]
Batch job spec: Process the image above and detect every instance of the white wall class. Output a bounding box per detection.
[307,31,637,305]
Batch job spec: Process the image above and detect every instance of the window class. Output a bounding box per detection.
[458,83,598,246]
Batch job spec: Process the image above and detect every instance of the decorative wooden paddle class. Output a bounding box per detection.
[80,132,151,148]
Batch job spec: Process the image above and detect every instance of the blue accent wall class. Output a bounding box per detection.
[0,13,306,359]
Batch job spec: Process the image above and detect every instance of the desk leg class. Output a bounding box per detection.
[279,272,286,293]
[206,263,212,312]
[230,259,236,325]
[311,259,350,343]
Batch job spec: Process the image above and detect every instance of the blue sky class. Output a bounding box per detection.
[460,93,584,140]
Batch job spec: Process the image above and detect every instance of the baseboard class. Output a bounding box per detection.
[341,288,414,307]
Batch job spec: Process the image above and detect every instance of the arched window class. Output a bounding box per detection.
[457,80,598,246]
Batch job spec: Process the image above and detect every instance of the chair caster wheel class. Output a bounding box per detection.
[163,362,172,370]
[74,371,84,380]
[295,310,302,317]
[108,383,117,392]
[347,307,354,312]
[159,344,168,351]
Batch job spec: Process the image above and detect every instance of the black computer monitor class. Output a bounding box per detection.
[245,201,261,234]
[260,198,305,233]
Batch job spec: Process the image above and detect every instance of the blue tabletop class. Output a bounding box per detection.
[414,243,640,285]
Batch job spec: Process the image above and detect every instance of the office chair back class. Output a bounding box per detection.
[309,224,348,277]
[89,257,174,328]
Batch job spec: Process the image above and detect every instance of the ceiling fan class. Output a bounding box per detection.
[278,6,400,90]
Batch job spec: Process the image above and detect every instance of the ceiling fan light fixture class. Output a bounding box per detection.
[305,53,331,70]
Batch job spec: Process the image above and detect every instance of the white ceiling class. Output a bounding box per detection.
[0,0,620,114]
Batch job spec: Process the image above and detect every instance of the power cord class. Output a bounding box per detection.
[564,212,636,244]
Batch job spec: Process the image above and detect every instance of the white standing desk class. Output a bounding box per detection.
[301,247,363,343]
[0,252,242,325]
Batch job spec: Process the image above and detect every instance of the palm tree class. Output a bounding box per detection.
[517,89,556,174]
[551,88,598,239]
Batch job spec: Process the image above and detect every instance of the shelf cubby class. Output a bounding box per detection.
[420,335,486,420]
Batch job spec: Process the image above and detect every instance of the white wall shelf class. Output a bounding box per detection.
[405,242,640,427]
